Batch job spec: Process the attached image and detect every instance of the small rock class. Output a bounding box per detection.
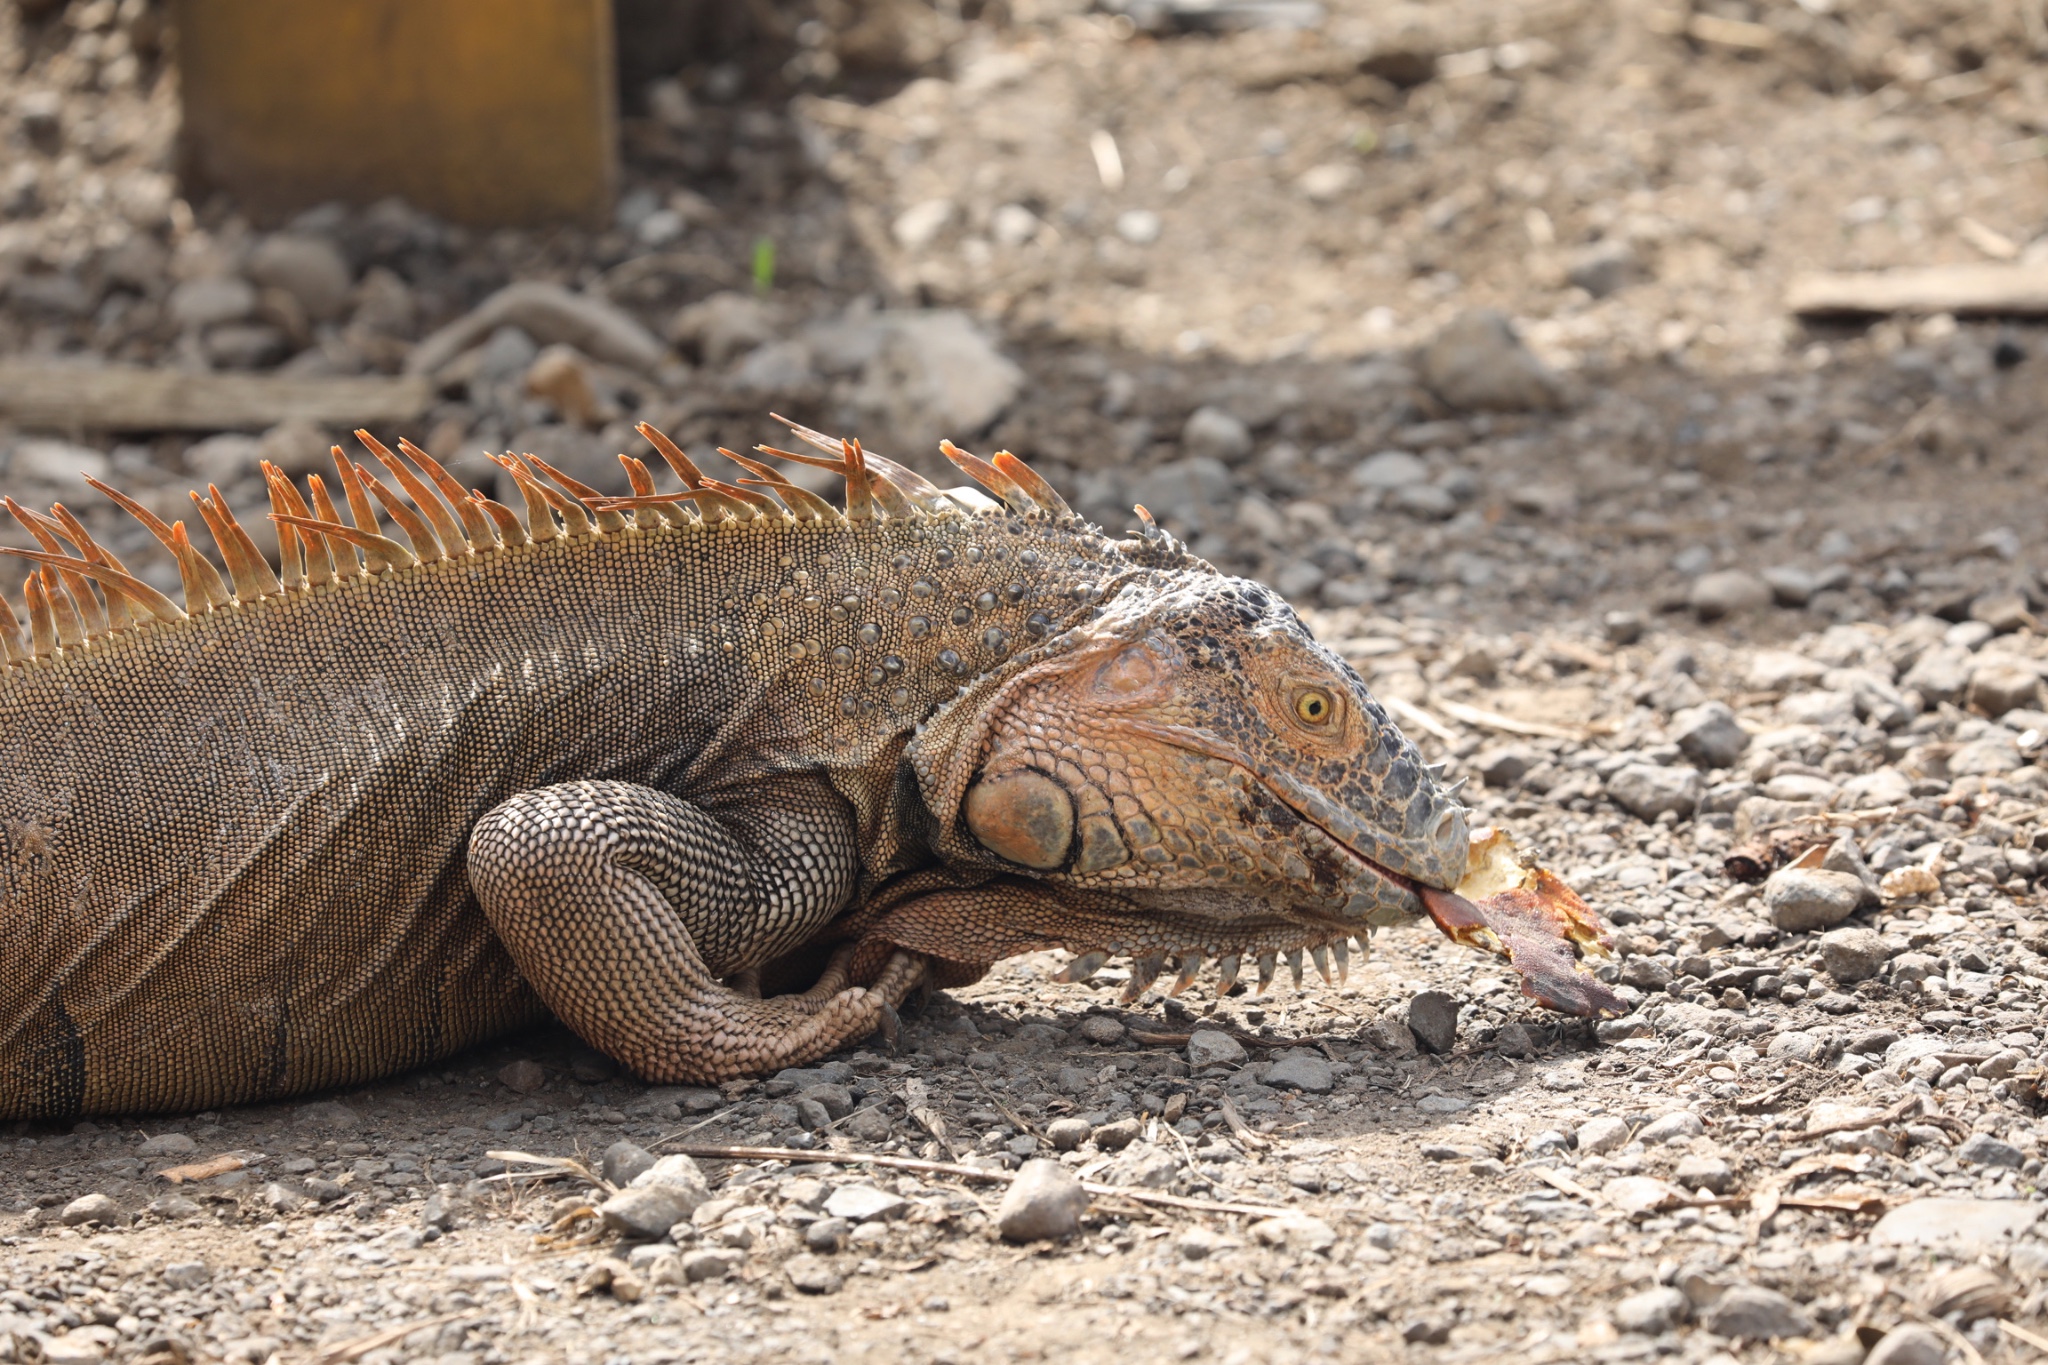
[1638,1111,1704,1145]
[996,1159,1087,1242]
[259,1182,305,1212]
[1576,1116,1631,1155]
[1675,1153,1734,1194]
[804,1217,850,1251]
[892,198,955,251]
[600,1184,705,1239]
[1182,406,1252,463]
[1249,1213,1336,1252]
[1105,1141,1179,1189]
[1872,1198,2044,1248]
[497,1059,546,1094]
[1763,868,1865,932]
[681,1248,741,1283]
[1115,209,1162,244]
[137,1133,197,1157]
[1186,1029,1247,1068]
[1418,308,1563,412]
[169,275,258,331]
[1761,565,1817,607]
[1957,1133,2027,1169]
[1093,1117,1142,1150]
[1566,240,1640,298]
[1702,1283,1812,1340]
[60,1193,127,1227]
[1670,702,1750,770]
[247,234,353,322]
[822,1185,907,1222]
[1969,662,2041,718]
[8,438,110,496]
[1493,1022,1537,1058]
[1819,927,1890,984]
[1367,1013,1418,1054]
[1474,745,1538,788]
[1407,991,1459,1054]
[1401,1317,1452,1345]
[1863,1325,1947,1365]
[1076,1016,1126,1045]
[525,344,608,427]
[1263,1051,1335,1092]
[160,1260,211,1290]
[629,1154,707,1194]
[1691,570,1772,621]
[785,1253,844,1295]
[1350,448,1430,490]
[857,310,1023,453]
[1604,610,1646,645]
[1178,1227,1221,1260]
[601,1141,657,1188]
[1613,1285,1688,1334]
[1607,763,1704,821]
[1903,646,1974,705]
[1766,1030,1819,1062]
[671,291,780,367]
[1046,1117,1092,1151]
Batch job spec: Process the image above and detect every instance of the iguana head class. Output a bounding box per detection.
[909,570,1470,993]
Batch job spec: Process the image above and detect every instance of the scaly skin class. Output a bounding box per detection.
[0,420,1473,1117]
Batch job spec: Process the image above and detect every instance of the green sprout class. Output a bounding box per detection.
[752,236,776,295]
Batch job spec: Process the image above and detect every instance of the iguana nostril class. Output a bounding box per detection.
[965,769,1075,870]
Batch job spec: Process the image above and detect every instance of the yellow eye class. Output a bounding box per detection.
[1294,689,1335,726]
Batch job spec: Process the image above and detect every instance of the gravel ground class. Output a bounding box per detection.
[7,0,2048,1362]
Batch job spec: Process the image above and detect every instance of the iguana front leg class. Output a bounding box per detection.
[468,777,924,1083]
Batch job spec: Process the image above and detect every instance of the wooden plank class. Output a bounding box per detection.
[0,364,432,432]
[1787,262,2048,317]
[172,0,617,228]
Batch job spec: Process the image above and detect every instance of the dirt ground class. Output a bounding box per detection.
[6,0,2048,1362]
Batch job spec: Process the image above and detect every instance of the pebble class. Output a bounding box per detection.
[1637,1111,1704,1145]
[59,1193,126,1227]
[1186,1029,1247,1067]
[1182,407,1251,463]
[168,275,258,331]
[1075,1016,1126,1045]
[1818,927,1890,983]
[1956,1133,2026,1168]
[1762,868,1865,932]
[1046,1117,1092,1150]
[247,233,353,321]
[996,1159,1087,1242]
[1761,565,1817,606]
[1406,991,1459,1054]
[1871,1198,2044,1248]
[1248,1213,1336,1252]
[1418,309,1563,412]
[1606,763,1703,821]
[681,1248,741,1282]
[823,1185,907,1222]
[1700,1283,1812,1340]
[1863,1325,1947,1365]
[804,1217,850,1251]
[1669,701,1750,770]
[497,1059,546,1094]
[599,1184,704,1239]
[1576,1116,1631,1155]
[1262,1051,1335,1093]
[601,1140,657,1188]
[1092,1117,1141,1150]
[785,1254,844,1295]
[1674,1153,1734,1193]
[1351,449,1430,490]
[159,1261,211,1290]
[1613,1285,1688,1334]
[1690,570,1772,620]
[137,1133,197,1157]
[1968,662,2040,718]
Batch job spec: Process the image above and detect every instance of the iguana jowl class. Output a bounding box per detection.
[0,417,1584,1118]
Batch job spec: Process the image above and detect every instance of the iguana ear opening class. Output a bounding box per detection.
[964,769,1073,869]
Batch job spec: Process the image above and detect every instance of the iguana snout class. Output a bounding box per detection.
[911,575,1469,993]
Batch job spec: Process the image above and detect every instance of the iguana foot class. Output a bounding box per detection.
[469,780,924,1084]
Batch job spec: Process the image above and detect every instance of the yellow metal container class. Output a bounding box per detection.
[174,0,618,228]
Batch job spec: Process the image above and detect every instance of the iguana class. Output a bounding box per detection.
[0,418,1617,1118]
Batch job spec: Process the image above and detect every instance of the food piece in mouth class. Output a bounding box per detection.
[1418,828,1627,1018]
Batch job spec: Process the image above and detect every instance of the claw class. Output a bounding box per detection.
[1285,947,1304,989]
[1215,954,1241,993]
[875,1002,902,1053]
[1331,937,1350,985]
[1121,954,1165,1003]
[1256,952,1277,994]
[1309,944,1333,986]
[1057,950,1109,984]
[1169,951,1204,997]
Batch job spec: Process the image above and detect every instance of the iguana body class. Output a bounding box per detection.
[0,420,1500,1118]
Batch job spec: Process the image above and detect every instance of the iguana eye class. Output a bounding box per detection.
[1293,688,1336,726]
